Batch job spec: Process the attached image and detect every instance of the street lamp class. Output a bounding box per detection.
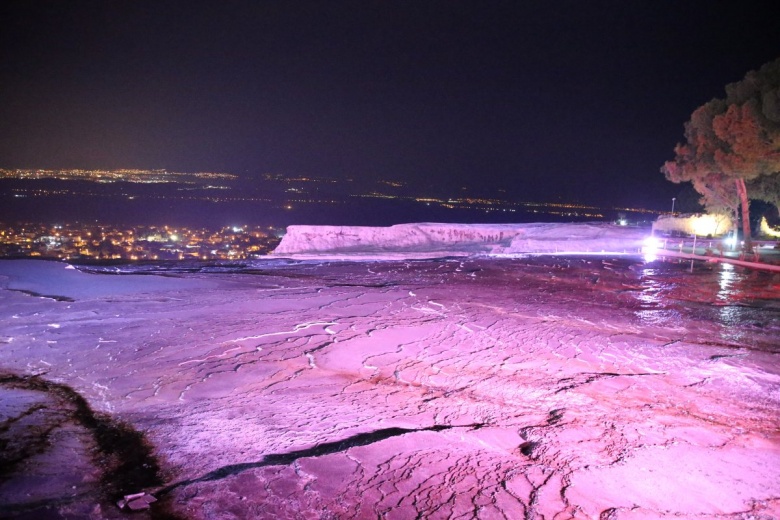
[671,197,676,216]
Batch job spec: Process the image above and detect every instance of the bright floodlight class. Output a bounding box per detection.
[642,236,660,262]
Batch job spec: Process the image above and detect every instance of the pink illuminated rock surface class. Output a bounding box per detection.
[272,222,648,258]
[0,254,778,519]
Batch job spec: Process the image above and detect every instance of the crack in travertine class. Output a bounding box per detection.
[157,423,485,495]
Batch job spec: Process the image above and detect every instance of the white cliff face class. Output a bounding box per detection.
[272,222,649,257]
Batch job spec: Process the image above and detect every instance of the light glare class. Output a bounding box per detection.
[642,236,660,262]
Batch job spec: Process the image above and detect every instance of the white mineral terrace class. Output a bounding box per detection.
[272,222,649,258]
[0,236,778,518]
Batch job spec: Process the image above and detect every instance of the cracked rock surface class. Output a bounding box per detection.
[0,257,778,519]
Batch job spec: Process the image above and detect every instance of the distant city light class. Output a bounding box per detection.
[0,168,237,184]
[0,222,281,261]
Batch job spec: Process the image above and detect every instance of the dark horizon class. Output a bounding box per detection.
[2,1,779,215]
[0,175,662,230]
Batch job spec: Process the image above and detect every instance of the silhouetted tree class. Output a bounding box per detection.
[662,58,780,252]
[748,172,780,217]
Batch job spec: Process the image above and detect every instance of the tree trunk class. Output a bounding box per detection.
[735,178,753,253]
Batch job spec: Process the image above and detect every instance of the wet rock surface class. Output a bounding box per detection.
[0,257,778,519]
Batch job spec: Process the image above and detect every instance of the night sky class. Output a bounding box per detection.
[2,1,778,210]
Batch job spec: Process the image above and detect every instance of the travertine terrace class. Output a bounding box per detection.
[1,255,778,519]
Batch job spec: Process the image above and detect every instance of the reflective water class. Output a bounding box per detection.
[634,260,780,351]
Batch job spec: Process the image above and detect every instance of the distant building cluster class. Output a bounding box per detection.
[0,223,282,261]
[352,193,615,218]
[0,168,237,184]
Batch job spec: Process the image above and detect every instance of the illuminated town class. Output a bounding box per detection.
[0,168,237,184]
[0,223,282,261]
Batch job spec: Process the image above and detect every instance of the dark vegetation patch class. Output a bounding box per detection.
[0,372,183,518]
